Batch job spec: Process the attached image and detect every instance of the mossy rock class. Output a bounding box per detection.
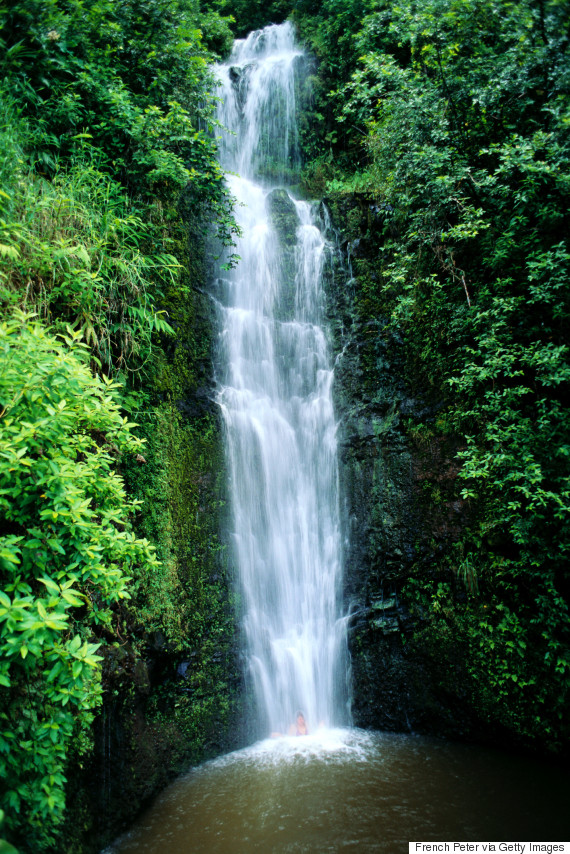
[266,188,299,247]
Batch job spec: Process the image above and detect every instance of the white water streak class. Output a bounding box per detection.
[215,22,349,735]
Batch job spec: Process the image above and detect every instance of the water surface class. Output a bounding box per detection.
[107,729,570,853]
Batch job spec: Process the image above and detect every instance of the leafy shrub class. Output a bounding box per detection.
[0,311,158,850]
[0,117,177,374]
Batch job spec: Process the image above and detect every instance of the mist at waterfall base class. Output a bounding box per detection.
[105,23,570,853]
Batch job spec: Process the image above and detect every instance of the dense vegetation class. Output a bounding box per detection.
[0,1,241,851]
[1,0,569,850]
[290,0,570,751]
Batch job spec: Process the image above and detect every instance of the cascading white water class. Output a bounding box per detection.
[214,22,349,736]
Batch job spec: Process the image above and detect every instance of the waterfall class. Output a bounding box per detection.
[214,22,349,736]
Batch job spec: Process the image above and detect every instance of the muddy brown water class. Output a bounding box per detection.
[105,729,570,853]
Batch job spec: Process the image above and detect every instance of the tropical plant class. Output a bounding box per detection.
[0,311,159,850]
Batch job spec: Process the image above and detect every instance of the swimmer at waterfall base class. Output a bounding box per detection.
[289,711,308,736]
[270,711,309,738]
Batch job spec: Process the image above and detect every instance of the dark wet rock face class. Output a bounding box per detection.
[322,196,478,741]
[266,188,300,247]
[266,188,301,320]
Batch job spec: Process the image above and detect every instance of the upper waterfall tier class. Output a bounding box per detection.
[214,21,304,183]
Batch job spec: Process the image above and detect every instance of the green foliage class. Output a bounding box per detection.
[0,811,19,854]
[0,0,238,238]
[298,0,570,747]
[214,0,291,37]
[0,103,178,375]
[0,0,246,843]
[0,0,244,849]
[0,312,158,849]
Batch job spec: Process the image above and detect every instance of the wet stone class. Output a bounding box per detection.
[266,188,300,247]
